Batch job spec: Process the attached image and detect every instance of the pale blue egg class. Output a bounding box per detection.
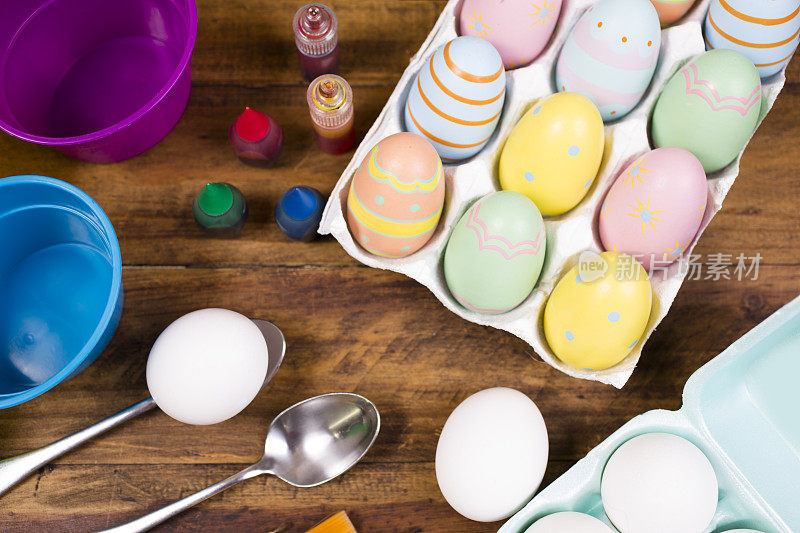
[555,0,660,121]
[405,36,506,161]
[705,0,800,78]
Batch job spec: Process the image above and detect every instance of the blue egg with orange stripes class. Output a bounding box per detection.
[705,0,800,78]
[404,36,506,162]
[346,132,445,257]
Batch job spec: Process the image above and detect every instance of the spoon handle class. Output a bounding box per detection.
[100,463,264,533]
[0,397,157,497]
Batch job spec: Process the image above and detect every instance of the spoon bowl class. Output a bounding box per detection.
[262,393,380,487]
[252,319,286,388]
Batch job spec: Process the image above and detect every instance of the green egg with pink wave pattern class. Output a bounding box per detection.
[444,191,546,315]
[652,49,762,173]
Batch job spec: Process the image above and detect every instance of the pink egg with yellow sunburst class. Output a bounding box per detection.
[459,0,563,69]
[598,147,707,271]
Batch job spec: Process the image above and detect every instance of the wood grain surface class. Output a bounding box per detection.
[1,1,798,531]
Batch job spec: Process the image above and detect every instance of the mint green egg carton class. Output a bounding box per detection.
[501,294,800,533]
[318,0,790,388]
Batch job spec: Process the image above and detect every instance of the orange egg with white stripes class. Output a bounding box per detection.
[346,132,445,258]
[705,0,800,78]
[404,36,506,162]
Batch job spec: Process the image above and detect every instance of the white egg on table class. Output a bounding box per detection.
[146,308,269,425]
[435,387,549,522]
[525,511,614,532]
[601,432,718,533]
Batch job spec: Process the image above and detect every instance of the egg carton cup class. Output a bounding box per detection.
[318,0,789,388]
[500,294,800,533]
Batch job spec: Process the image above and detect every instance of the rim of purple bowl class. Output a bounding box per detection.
[0,0,198,147]
[0,175,123,409]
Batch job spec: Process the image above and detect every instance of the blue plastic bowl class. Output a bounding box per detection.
[0,176,123,408]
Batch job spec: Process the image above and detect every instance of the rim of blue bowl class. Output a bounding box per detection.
[0,175,123,408]
[0,0,198,147]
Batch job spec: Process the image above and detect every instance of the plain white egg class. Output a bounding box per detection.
[525,511,614,532]
[435,387,549,522]
[146,308,269,425]
[601,432,718,533]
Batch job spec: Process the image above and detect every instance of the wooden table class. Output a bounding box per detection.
[1,1,798,531]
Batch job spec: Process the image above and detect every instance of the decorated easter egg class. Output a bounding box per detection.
[556,0,661,121]
[543,252,652,370]
[444,191,546,314]
[652,49,762,172]
[347,132,445,258]
[499,92,604,216]
[705,0,800,78]
[651,0,696,25]
[459,0,563,69]
[404,36,506,162]
[599,147,708,270]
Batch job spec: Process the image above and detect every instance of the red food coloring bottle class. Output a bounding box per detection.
[228,107,283,166]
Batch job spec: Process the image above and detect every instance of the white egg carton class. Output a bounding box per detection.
[318,0,789,387]
[500,294,800,532]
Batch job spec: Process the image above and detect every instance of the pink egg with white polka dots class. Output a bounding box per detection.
[599,147,708,271]
[459,0,563,69]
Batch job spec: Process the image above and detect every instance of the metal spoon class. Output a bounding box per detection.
[101,392,380,533]
[0,319,286,498]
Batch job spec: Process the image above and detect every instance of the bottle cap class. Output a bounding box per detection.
[282,186,319,220]
[234,107,270,142]
[307,74,353,130]
[198,183,234,216]
[293,3,338,57]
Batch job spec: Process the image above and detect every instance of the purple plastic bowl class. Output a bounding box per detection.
[0,0,197,163]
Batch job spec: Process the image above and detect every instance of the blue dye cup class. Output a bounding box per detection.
[0,176,123,408]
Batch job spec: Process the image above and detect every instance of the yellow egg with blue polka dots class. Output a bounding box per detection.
[543,252,652,371]
[499,92,604,216]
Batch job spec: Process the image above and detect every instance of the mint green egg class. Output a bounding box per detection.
[444,191,546,314]
[652,49,761,173]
